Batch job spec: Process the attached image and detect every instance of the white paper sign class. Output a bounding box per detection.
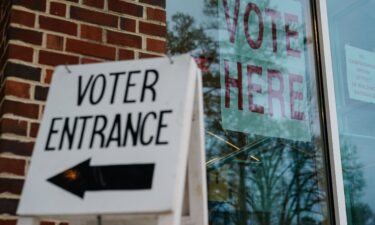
[218,0,311,141]
[17,55,200,216]
[346,45,375,103]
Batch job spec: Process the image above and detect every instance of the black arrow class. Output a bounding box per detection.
[47,158,155,199]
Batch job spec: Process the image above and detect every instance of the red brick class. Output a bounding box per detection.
[8,44,33,62]
[10,9,35,27]
[147,7,166,22]
[0,219,17,225]
[50,2,66,17]
[0,139,34,156]
[41,105,46,117]
[13,0,47,12]
[39,15,77,36]
[139,22,166,37]
[30,122,40,138]
[34,86,49,101]
[46,34,64,50]
[140,0,165,8]
[39,50,79,67]
[120,18,136,32]
[40,222,54,225]
[0,118,28,136]
[146,38,165,53]
[44,69,53,84]
[119,49,134,60]
[0,199,19,215]
[139,52,160,59]
[0,157,26,176]
[4,80,30,99]
[107,30,142,48]
[0,178,24,195]
[2,99,39,119]
[81,58,103,64]
[66,39,116,60]
[4,62,41,82]
[70,6,118,27]
[108,0,143,17]
[81,24,102,42]
[83,0,104,9]
[8,26,43,45]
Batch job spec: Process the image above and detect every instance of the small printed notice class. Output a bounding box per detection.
[346,45,375,103]
[218,0,311,141]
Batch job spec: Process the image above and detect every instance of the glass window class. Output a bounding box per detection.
[327,0,375,224]
[167,0,333,224]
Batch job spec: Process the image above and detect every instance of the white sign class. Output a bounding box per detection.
[17,55,208,225]
[219,0,311,141]
[346,45,375,103]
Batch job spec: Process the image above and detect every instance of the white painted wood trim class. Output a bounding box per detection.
[315,1,348,224]
[185,70,208,225]
[16,217,39,225]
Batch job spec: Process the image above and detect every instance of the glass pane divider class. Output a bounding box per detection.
[316,1,348,224]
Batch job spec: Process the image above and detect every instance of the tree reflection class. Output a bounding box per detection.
[340,139,375,225]
[205,137,329,225]
[167,0,332,224]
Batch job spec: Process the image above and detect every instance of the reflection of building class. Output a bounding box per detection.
[1,0,375,225]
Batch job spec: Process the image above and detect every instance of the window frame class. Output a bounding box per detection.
[316,1,348,224]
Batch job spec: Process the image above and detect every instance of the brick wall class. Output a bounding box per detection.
[0,0,166,224]
[0,1,11,78]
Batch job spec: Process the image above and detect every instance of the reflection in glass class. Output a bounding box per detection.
[167,0,332,224]
[328,0,375,224]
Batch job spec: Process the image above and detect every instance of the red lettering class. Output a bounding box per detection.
[285,13,301,58]
[244,2,263,49]
[225,60,243,110]
[247,65,264,114]
[267,69,285,117]
[289,74,304,120]
[223,0,240,43]
[265,8,281,53]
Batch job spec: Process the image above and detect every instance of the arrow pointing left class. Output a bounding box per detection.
[47,158,155,199]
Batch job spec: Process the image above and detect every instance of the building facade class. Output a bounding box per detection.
[0,0,166,224]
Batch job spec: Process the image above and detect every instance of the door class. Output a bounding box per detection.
[166,0,334,224]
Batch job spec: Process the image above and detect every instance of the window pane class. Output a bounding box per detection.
[327,0,375,224]
[167,0,332,224]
